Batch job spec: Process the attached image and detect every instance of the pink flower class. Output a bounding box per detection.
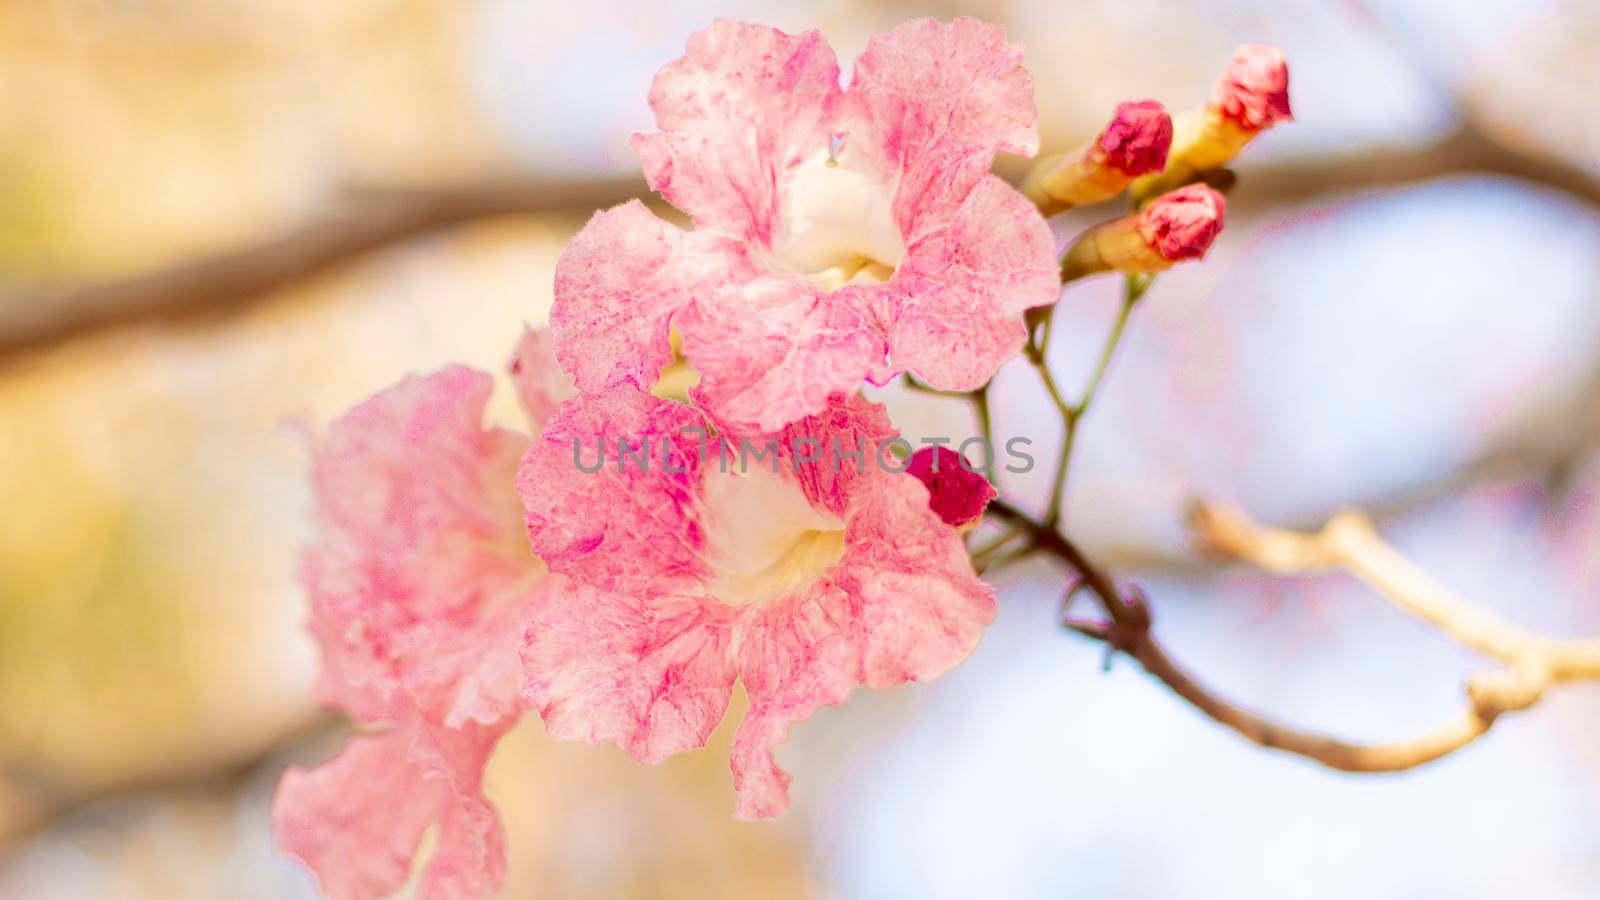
[517,388,995,818]
[906,446,998,527]
[274,339,569,900]
[553,18,1059,433]
[1209,44,1293,132]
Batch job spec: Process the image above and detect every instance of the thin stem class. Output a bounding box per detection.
[972,382,993,451]
[905,374,995,489]
[970,523,1032,572]
[1075,274,1145,418]
[975,539,1039,575]
[1033,273,1150,527]
[901,373,972,400]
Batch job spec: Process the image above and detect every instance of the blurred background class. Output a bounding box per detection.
[2,0,1599,897]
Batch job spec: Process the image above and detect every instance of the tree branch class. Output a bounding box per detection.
[1188,500,1600,681]
[984,498,1594,774]
[1067,611,1540,772]
[6,115,1599,360]
[0,711,336,850]
[0,177,640,359]
[1231,117,1600,209]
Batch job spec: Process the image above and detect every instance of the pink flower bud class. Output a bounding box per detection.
[1098,100,1174,176]
[1060,184,1227,279]
[1209,44,1293,132]
[1023,100,1173,212]
[907,446,997,528]
[1129,45,1291,203]
[1137,184,1227,262]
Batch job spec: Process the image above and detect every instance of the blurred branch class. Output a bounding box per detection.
[1233,115,1600,208]
[1079,301,1600,577]
[1190,500,1600,680]
[0,711,336,850]
[5,114,1599,361]
[0,177,640,360]
[987,498,1595,773]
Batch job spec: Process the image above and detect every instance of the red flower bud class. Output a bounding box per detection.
[907,446,997,528]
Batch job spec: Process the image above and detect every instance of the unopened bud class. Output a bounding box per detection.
[907,446,997,529]
[1023,100,1173,213]
[1060,185,1226,280]
[1131,44,1291,203]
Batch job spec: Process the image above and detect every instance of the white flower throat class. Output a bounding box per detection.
[700,464,846,607]
[768,136,904,290]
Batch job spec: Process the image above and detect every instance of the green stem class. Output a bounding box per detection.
[973,382,993,451]
[1035,273,1151,527]
[1076,275,1144,418]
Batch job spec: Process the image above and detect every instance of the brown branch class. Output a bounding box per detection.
[0,177,641,359]
[1189,500,1600,681]
[6,113,1600,361]
[0,711,337,850]
[1067,613,1540,772]
[1231,117,1600,209]
[984,498,1584,773]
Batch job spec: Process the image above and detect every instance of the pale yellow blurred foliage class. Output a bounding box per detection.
[489,694,815,899]
[0,0,518,288]
[1015,1,1232,155]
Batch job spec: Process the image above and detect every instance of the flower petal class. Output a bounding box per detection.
[731,473,994,818]
[633,20,841,244]
[841,476,997,687]
[779,391,898,518]
[273,721,508,900]
[678,277,888,434]
[845,17,1039,238]
[518,388,711,596]
[301,366,543,728]
[881,175,1059,390]
[550,200,693,394]
[731,586,859,819]
[521,579,739,763]
[506,326,575,434]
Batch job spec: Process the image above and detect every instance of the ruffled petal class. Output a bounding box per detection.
[518,387,712,596]
[633,20,841,244]
[730,583,859,820]
[273,721,508,900]
[844,17,1038,239]
[678,277,888,434]
[880,175,1058,390]
[521,580,739,763]
[779,391,898,518]
[550,201,690,394]
[406,721,513,900]
[507,326,575,433]
[839,476,996,687]
[284,368,549,898]
[730,473,994,818]
[300,366,544,727]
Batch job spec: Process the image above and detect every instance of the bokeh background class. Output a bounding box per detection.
[3,0,1600,897]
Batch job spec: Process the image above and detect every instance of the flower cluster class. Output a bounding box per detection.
[272,17,1287,900]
